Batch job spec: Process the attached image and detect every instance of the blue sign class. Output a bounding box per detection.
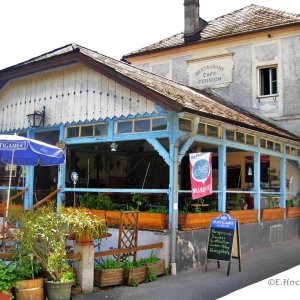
[71,171,78,185]
[211,213,237,230]
[192,159,210,181]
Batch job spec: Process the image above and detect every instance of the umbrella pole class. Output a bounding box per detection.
[3,149,15,246]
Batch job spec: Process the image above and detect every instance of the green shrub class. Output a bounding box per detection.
[79,193,115,210]
[95,259,124,270]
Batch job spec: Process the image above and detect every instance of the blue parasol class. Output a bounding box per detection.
[0,134,65,221]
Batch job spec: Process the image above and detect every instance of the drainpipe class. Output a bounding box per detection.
[171,116,199,275]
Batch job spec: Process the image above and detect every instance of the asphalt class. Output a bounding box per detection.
[72,238,300,300]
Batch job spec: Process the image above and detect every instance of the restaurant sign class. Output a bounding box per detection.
[188,54,233,88]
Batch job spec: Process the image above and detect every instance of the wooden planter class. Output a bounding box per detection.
[15,278,44,300]
[146,259,165,277]
[94,268,124,287]
[85,209,168,231]
[138,212,168,231]
[228,210,258,224]
[179,212,221,230]
[261,208,285,222]
[286,207,300,219]
[124,266,147,286]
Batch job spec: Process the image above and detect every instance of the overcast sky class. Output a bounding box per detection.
[1,0,299,69]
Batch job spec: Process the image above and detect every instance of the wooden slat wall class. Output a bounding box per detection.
[0,64,157,131]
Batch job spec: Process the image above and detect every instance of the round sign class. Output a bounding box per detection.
[71,171,79,184]
[192,159,210,182]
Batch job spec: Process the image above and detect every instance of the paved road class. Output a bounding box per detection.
[72,238,300,300]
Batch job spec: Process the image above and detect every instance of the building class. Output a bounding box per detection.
[0,3,300,273]
[123,1,300,136]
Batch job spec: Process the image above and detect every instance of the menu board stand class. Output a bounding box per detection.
[205,213,241,276]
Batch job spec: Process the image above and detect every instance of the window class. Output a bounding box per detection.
[259,67,277,96]
[197,123,221,138]
[66,122,108,138]
[116,117,167,134]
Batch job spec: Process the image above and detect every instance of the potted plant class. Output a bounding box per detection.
[0,261,18,300]
[16,205,75,300]
[61,207,107,243]
[13,251,44,300]
[94,259,124,288]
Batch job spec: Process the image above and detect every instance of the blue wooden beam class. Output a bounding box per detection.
[57,124,66,207]
[24,129,34,210]
[218,129,226,212]
[280,145,287,216]
[253,139,261,221]
[146,138,170,166]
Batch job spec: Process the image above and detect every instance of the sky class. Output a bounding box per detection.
[0,0,299,69]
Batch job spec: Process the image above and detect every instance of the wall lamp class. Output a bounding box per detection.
[27,106,45,128]
[110,142,118,152]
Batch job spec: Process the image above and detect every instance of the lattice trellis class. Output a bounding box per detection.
[117,211,139,262]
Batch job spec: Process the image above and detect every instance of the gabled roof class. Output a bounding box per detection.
[123,4,300,59]
[0,43,299,142]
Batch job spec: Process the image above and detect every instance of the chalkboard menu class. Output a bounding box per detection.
[207,213,237,262]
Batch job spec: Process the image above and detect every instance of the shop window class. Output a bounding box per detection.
[152,118,167,131]
[259,66,277,96]
[66,123,108,138]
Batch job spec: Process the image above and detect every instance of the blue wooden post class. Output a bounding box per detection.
[24,130,34,210]
[280,145,286,216]
[253,145,261,221]
[57,124,66,207]
[218,129,226,212]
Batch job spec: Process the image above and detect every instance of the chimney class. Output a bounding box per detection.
[184,0,206,43]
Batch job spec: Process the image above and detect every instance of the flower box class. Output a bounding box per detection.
[286,207,300,219]
[146,259,165,276]
[261,208,285,222]
[124,266,147,286]
[179,212,221,230]
[94,268,124,287]
[138,212,168,231]
[228,210,258,224]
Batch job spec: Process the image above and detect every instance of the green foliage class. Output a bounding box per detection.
[130,279,139,287]
[266,196,276,208]
[123,253,159,270]
[61,207,107,241]
[180,197,192,214]
[95,259,124,270]
[16,204,73,282]
[131,193,148,211]
[60,271,75,283]
[0,261,18,296]
[145,266,157,282]
[79,193,115,210]
[13,251,42,280]
[146,206,168,213]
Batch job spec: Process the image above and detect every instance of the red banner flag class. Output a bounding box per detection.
[189,152,212,200]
